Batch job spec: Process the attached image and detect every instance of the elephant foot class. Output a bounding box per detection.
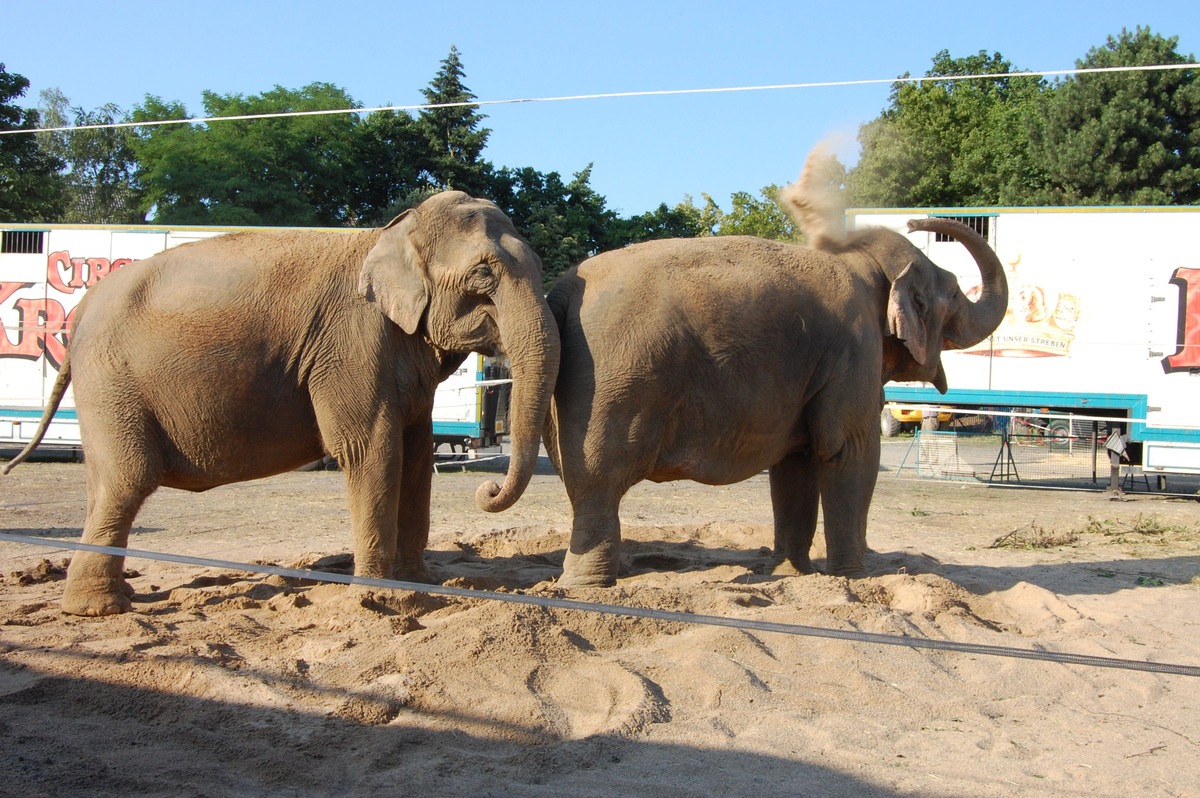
[765,556,818,577]
[391,560,437,585]
[826,565,869,579]
[555,570,617,589]
[62,579,133,616]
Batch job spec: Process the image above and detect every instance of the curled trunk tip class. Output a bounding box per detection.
[907,216,1009,349]
[473,281,560,514]
[476,479,512,512]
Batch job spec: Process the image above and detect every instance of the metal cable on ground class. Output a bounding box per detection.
[1,532,1196,678]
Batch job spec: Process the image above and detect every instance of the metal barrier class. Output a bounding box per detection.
[885,406,1200,496]
[1,531,1197,678]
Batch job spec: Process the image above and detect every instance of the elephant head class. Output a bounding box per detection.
[876,218,1008,392]
[358,191,560,512]
[780,146,1008,394]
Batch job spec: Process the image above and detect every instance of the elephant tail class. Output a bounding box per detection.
[1,355,72,476]
[542,402,563,477]
[538,274,576,479]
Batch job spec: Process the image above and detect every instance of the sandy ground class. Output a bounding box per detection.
[2,452,1199,798]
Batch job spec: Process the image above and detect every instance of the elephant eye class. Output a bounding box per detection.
[467,263,498,294]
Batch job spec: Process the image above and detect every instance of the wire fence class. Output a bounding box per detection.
[883,406,1200,496]
[2,530,1197,677]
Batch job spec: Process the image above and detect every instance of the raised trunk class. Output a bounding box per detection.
[475,283,560,512]
[907,217,1009,348]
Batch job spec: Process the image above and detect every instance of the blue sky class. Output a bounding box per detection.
[4,0,1197,216]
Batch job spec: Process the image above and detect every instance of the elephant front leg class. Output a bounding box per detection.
[339,442,403,580]
[817,445,880,579]
[768,452,820,575]
[393,422,436,584]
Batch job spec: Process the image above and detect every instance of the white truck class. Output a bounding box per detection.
[0,223,511,460]
[851,206,1200,477]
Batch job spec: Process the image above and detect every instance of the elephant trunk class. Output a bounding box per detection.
[475,283,560,513]
[907,217,1009,349]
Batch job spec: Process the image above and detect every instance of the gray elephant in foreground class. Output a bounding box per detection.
[542,150,1008,587]
[4,191,559,616]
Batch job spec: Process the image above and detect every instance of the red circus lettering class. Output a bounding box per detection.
[45,250,83,293]
[1162,267,1200,373]
[0,281,40,359]
[1,250,132,366]
[45,250,131,293]
[0,284,69,364]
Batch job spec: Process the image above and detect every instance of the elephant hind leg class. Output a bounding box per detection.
[63,475,158,616]
[553,402,645,588]
[768,452,820,575]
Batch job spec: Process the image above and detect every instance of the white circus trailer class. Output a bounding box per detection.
[851,206,1200,476]
[0,223,510,459]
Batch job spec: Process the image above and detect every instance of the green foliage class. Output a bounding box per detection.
[418,45,493,197]
[490,164,618,288]
[7,28,1199,241]
[349,109,433,225]
[989,521,1079,550]
[37,89,143,224]
[846,50,1047,207]
[611,198,714,243]
[133,83,365,226]
[1083,513,1198,540]
[848,31,1198,208]
[1027,27,1199,205]
[711,185,800,240]
[127,47,502,227]
[0,63,64,222]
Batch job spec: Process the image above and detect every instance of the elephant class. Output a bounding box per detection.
[3,190,560,616]
[541,149,1008,587]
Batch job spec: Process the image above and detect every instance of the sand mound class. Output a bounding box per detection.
[2,465,1198,796]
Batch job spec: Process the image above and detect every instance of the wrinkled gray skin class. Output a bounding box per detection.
[542,152,1007,587]
[4,191,559,615]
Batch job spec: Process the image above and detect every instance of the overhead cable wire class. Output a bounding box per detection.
[1,532,1197,677]
[1,63,1195,137]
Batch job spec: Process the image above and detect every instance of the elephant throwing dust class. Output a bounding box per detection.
[543,149,1008,587]
[3,191,559,615]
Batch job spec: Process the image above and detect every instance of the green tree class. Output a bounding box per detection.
[712,185,799,240]
[846,50,1047,207]
[349,108,433,225]
[132,83,362,225]
[0,63,63,222]
[1027,27,1199,205]
[612,197,713,243]
[490,164,617,288]
[418,46,492,196]
[37,89,143,223]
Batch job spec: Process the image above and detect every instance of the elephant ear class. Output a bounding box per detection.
[887,261,930,365]
[358,209,430,335]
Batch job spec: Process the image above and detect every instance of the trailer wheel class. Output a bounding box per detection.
[880,408,902,437]
[1046,419,1071,448]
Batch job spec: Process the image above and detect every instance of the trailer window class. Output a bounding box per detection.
[930,215,991,243]
[1,230,46,254]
